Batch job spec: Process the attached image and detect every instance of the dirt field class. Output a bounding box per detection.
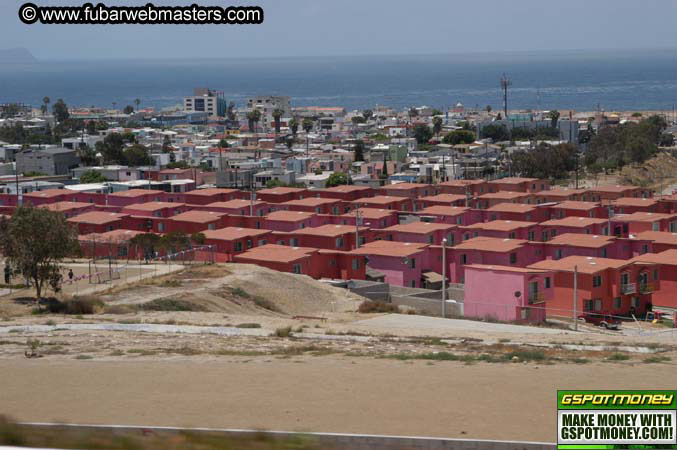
[2,358,676,442]
[1,263,676,443]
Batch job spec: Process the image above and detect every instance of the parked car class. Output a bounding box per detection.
[578,312,621,330]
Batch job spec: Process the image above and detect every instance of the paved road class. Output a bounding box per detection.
[354,314,571,335]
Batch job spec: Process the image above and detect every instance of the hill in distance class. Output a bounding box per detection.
[0,48,38,64]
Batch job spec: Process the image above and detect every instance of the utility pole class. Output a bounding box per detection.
[442,238,447,318]
[250,189,255,216]
[500,74,512,119]
[573,265,578,331]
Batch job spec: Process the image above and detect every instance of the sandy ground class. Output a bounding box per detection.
[2,357,676,442]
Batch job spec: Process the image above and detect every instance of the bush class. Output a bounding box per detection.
[137,298,206,312]
[273,326,292,338]
[505,349,547,362]
[44,296,103,315]
[358,300,400,314]
[236,323,261,329]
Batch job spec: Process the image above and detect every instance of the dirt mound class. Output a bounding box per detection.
[101,263,365,317]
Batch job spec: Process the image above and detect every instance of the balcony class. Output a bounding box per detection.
[639,283,654,294]
[621,283,636,295]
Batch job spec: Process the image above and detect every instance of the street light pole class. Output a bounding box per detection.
[442,238,447,318]
[573,265,578,331]
[355,206,362,249]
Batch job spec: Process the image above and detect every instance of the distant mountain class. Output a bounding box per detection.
[0,48,37,64]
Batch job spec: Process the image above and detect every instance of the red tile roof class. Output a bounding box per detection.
[452,237,527,252]
[67,211,127,225]
[351,241,428,257]
[110,189,164,198]
[463,220,537,232]
[546,233,615,248]
[170,210,224,223]
[265,210,315,222]
[540,217,607,227]
[529,255,631,274]
[203,227,271,241]
[236,244,316,263]
[384,221,454,234]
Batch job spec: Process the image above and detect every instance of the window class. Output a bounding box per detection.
[246,239,253,249]
[653,269,659,281]
[551,230,557,238]
[352,258,359,270]
[208,223,216,230]
[292,264,302,274]
[613,297,621,310]
[460,254,467,265]
[258,240,267,246]
[509,253,517,264]
[652,222,660,231]
[542,231,549,242]
[528,231,535,241]
[117,246,128,257]
[583,300,593,312]
[508,232,516,239]
[594,299,602,311]
[158,223,165,232]
[592,275,602,288]
[409,280,416,288]
[447,234,454,245]
[641,244,648,254]
[409,258,416,269]
[427,235,434,244]
[555,249,563,260]
[336,237,344,248]
[290,238,299,247]
[601,248,607,258]
[234,242,243,252]
[544,277,551,289]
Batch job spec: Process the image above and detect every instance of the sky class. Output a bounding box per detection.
[2,0,677,60]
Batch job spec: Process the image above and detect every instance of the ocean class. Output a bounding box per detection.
[3,49,677,112]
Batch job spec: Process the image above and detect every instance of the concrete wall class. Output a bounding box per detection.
[15,424,556,450]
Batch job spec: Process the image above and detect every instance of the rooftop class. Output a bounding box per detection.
[631,231,677,245]
[257,187,307,196]
[463,220,537,232]
[417,206,468,216]
[351,240,428,258]
[452,237,527,252]
[109,189,164,198]
[529,255,631,274]
[265,210,315,222]
[170,210,224,223]
[384,221,454,234]
[546,233,615,248]
[540,216,607,227]
[477,191,530,200]
[485,203,537,213]
[205,199,265,209]
[67,211,127,225]
[340,208,396,219]
[549,201,601,211]
[281,197,339,207]
[419,194,466,203]
[487,177,540,185]
[612,212,677,223]
[40,201,92,212]
[202,227,271,241]
[466,264,549,274]
[290,224,367,237]
[352,195,404,205]
[632,249,677,266]
[124,201,184,212]
[236,244,316,263]
[186,188,240,197]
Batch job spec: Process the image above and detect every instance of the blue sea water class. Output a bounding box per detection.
[3,49,677,112]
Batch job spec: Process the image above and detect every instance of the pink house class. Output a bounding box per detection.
[613,197,659,215]
[121,202,188,218]
[416,206,476,226]
[445,237,539,284]
[484,203,547,223]
[263,210,318,232]
[475,191,531,209]
[107,189,165,207]
[542,233,620,260]
[547,201,606,219]
[352,241,429,287]
[379,221,456,245]
[416,193,467,209]
[610,212,677,236]
[438,179,487,197]
[464,265,552,323]
[336,208,398,229]
[41,201,96,219]
[487,177,549,194]
[280,197,343,215]
[459,220,539,241]
[199,199,272,217]
[540,217,609,241]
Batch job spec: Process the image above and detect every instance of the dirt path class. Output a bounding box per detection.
[2,358,675,442]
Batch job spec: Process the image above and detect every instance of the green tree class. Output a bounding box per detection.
[123,144,153,166]
[41,97,50,115]
[351,116,366,125]
[443,130,475,145]
[78,145,98,167]
[52,99,69,123]
[302,117,314,134]
[413,124,433,144]
[289,117,299,136]
[380,152,389,180]
[0,206,80,301]
[272,108,283,134]
[547,110,561,128]
[362,109,374,121]
[408,107,419,118]
[123,105,134,115]
[431,109,443,117]
[130,233,161,261]
[246,110,261,133]
[134,98,141,111]
[480,123,510,141]
[354,140,365,162]
[79,170,108,183]
[432,117,443,136]
[509,143,578,180]
[325,172,348,188]
[486,105,492,113]
[226,102,237,122]
[96,133,125,164]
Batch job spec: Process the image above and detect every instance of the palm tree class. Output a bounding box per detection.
[246,110,261,133]
[289,117,299,137]
[548,110,561,128]
[302,117,314,157]
[432,117,443,136]
[272,108,283,135]
[134,98,141,111]
[218,138,229,171]
[362,109,373,121]
[41,97,50,115]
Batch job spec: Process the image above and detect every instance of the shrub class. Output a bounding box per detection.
[358,300,400,314]
[236,323,261,329]
[273,326,292,338]
[505,349,547,362]
[643,356,671,364]
[45,296,103,315]
[137,298,206,312]
[607,353,630,361]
